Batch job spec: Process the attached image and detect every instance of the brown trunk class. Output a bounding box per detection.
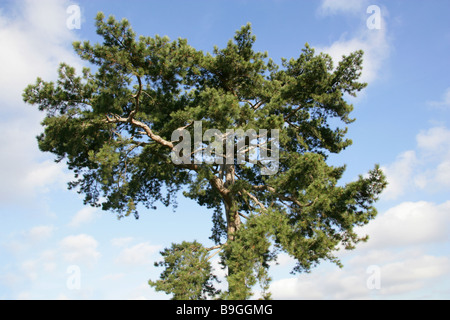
[222,164,242,298]
[224,196,241,241]
[223,164,241,241]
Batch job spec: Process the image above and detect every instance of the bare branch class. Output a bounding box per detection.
[175,121,194,132]
[243,190,266,211]
[207,248,223,261]
[242,99,265,110]
[238,211,250,220]
[252,100,264,110]
[105,114,174,149]
[206,243,227,261]
[206,244,223,252]
[253,184,318,208]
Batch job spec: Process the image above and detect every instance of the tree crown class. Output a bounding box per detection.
[23,12,387,299]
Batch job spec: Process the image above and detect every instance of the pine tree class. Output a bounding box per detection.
[23,13,387,300]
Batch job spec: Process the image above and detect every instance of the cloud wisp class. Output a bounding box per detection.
[427,87,450,110]
[315,1,391,85]
[381,126,450,200]
[0,0,83,204]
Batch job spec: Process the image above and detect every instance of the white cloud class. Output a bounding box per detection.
[0,121,70,203]
[270,276,325,300]
[427,87,450,109]
[11,249,58,288]
[269,195,450,299]
[26,225,55,242]
[68,207,98,228]
[0,0,82,106]
[127,283,167,300]
[435,160,450,186]
[59,234,101,265]
[381,150,418,200]
[0,0,83,204]
[416,126,450,154]
[115,242,160,266]
[414,126,450,190]
[270,250,450,299]
[317,27,390,84]
[358,201,450,249]
[269,265,373,300]
[378,255,450,296]
[381,126,450,199]
[3,225,56,254]
[315,1,391,84]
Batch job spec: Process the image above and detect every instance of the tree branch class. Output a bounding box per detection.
[243,190,266,211]
[175,121,194,132]
[242,99,265,110]
[284,104,302,121]
[253,184,318,208]
[128,75,142,122]
[238,211,249,220]
[206,243,227,261]
[105,115,231,198]
[252,100,264,110]
[106,114,174,149]
[206,244,223,252]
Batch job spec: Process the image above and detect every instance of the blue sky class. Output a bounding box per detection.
[0,0,449,299]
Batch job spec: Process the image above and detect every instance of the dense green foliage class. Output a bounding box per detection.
[23,13,387,300]
[148,241,220,300]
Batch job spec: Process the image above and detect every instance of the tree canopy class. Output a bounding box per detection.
[23,12,387,300]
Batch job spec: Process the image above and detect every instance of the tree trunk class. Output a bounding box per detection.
[222,164,245,298]
[223,164,241,241]
[224,195,241,241]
